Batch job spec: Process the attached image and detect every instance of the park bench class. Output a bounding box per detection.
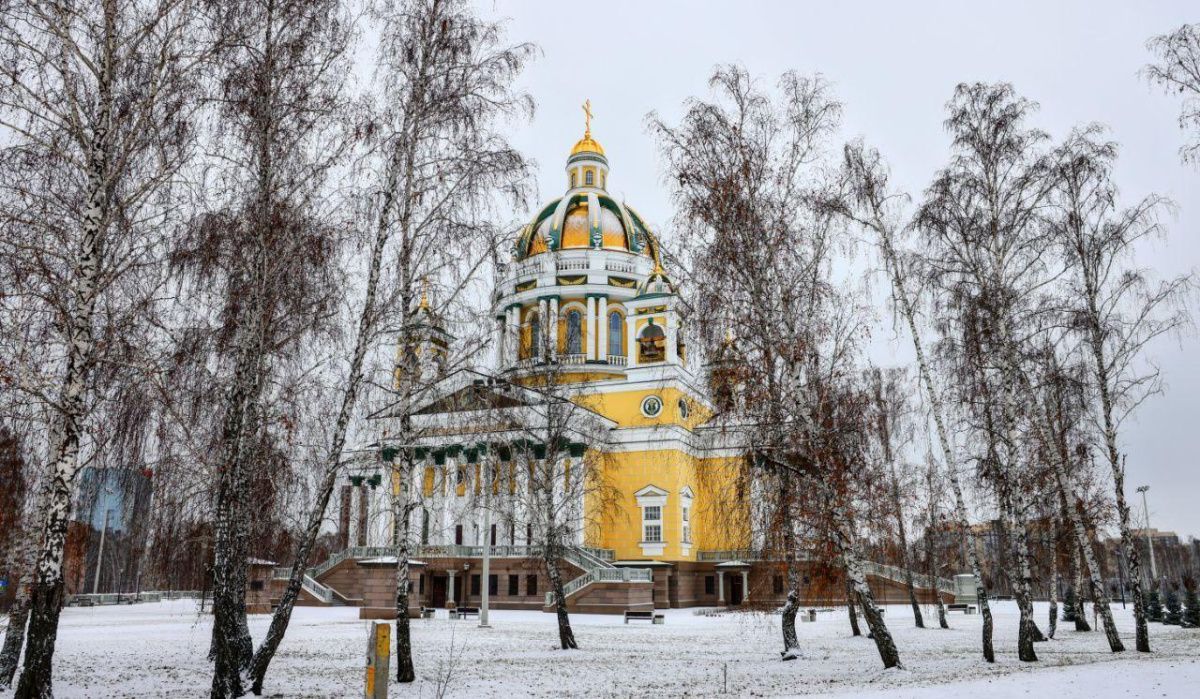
[624,610,664,624]
[420,607,436,619]
[991,595,1013,601]
[801,609,817,622]
[947,603,977,614]
[455,607,480,620]
[73,597,95,608]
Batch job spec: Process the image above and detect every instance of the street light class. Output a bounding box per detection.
[1136,485,1158,584]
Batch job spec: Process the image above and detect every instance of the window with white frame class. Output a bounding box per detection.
[680,486,695,554]
[643,505,662,543]
[635,484,668,556]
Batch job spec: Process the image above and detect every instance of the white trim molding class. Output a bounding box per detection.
[679,486,694,557]
[635,484,668,557]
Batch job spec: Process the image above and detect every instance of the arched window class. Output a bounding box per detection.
[528,311,540,358]
[608,312,623,357]
[585,170,594,186]
[570,171,577,188]
[566,310,582,354]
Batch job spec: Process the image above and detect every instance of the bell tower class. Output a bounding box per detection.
[395,284,453,388]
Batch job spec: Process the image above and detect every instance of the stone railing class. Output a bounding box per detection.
[546,566,652,607]
[307,546,394,579]
[582,546,615,562]
[862,560,955,594]
[508,354,627,372]
[301,575,334,604]
[555,257,589,271]
[696,549,760,562]
[604,259,635,274]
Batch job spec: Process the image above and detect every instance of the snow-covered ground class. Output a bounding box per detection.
[6,599,1198,697]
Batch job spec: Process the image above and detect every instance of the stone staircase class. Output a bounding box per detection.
[545,547,653,607]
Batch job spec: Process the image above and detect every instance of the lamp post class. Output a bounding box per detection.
[1136,485,1158,585]
[92,507,111,595]
[480,461,492,628]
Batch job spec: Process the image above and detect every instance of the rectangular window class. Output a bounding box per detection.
[643,505,663,543]
[471,574,481,596]
[704,575,715,595]
[422,467,435,497]
[455,525,463,545]
[526,574,538,596]
[250,580,264,592]
[490,524,497,547]
[488,574,498,596]
[773,575,784,594]
[526,523,533,545]
[508,574,519,596]
[419,575,425,595]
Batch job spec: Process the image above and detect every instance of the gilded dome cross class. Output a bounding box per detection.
[582,99,593,136]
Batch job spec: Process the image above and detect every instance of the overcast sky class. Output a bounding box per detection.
[463,1,1199,537]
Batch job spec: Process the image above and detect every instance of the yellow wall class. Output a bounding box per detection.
[587,448,747,561]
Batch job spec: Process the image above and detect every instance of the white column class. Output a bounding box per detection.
[665,315,678,364]
[597,296,609,361]
[585,296,597,360]
[494,316,505,368]
[717,571,726,604]
[626,315,638,367]
[506,306,518,364]
[447,570,457,607]
[538,299,548,359]
[548,297,559,360]
[741,569,750,604]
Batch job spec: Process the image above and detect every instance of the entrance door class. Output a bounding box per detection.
[730,574,744,606]
[668,574,679,608]
[431,575,447,608]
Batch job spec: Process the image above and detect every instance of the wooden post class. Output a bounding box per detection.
[364,621,390,699]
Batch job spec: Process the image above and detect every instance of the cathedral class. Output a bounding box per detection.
[248,108,951,617]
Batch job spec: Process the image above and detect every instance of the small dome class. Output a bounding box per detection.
[570,134,605,157]
[637,265,676,298]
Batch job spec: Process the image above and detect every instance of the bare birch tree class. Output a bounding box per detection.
[867,367,924,628]
[1145,23,1200,165]
[828,142,995,659]
[182,2,356,695]
[916,82,1058,662]
[243,0,533,690]
[652,65,901,668]
[1049,125,1192,652]
[0,1,204,694]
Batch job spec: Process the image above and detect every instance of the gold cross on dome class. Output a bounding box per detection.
[582,99,593,135]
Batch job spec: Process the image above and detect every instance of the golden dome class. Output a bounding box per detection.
[570,134,605,157]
